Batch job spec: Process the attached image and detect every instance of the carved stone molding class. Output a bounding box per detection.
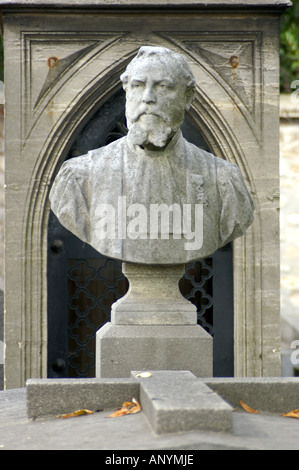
[21,32,128,146]
[158,32,263,145]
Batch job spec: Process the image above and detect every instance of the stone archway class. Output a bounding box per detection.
[4,15,280,388]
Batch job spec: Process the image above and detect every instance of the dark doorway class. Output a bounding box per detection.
[47,89,234,378]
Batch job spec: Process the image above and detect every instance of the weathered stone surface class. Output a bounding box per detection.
[2,4,285,387]
[204,377,299,414]
[96,323,213,378]
[26,377,140,419]
[0,0,293,9]
[50,46,254,265]
[25,374,299,424]
[3,384,299,450]
[133,370,233,434]
[47,45,254,379]
[111,263,197,325]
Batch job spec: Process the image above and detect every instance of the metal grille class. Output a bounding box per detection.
[179,259,214,335]
[67,258,128,377]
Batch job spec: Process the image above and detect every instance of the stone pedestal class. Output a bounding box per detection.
[96,263,213,378]
[112,263,197,325]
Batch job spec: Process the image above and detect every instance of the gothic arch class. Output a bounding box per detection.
[21,35,261,381]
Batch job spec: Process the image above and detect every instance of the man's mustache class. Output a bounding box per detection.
[130,106,170,123]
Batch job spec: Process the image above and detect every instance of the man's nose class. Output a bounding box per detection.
[142,85,156,104]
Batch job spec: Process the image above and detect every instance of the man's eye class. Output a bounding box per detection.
[131,82,144,89]
[156,82,173,91]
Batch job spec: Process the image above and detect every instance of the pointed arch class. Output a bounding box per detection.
[20,34,262,381]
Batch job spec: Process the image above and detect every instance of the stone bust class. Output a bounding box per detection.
[50,46,254,264]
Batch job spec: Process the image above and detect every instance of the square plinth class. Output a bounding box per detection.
[96,322,213,378]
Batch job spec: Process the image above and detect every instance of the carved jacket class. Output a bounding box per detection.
[49,131,254,264]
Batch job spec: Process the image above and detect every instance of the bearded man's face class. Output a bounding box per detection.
[124,56,188,150]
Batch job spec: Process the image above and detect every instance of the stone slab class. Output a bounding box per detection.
[204,377,299,414]
[26,375,299,422]
[0,0,292,9]
[132,370,233,434]
[5,383,299,450]
[26,378,140,419]
[96,322,213,378]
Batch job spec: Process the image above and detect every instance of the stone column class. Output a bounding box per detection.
[96,263,213,378]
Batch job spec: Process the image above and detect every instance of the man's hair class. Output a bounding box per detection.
[120,46,196,94]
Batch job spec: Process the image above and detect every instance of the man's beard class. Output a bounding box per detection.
[127,113,176,150]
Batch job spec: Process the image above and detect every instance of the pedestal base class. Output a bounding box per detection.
[96,322,213,378]
[111,263,197,325]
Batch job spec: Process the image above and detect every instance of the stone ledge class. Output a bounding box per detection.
[26,377,140,419]
[132,370,233,434]
[0,0,292,10]
[204,377,299,414]
[26,374,299,424]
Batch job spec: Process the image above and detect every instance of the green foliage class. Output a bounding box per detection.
[280,0,299,92]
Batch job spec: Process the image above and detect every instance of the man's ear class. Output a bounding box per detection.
[185,86,195,111]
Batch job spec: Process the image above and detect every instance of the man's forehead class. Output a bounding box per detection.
[129,56,179,82]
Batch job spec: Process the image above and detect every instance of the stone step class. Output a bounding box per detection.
[132,370,233,434]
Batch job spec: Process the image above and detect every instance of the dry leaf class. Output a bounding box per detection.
[130,397,142,413]
[281,409,299,419]
[57,409,95,419]
[108,397,141,418]
[239,400,259,414]
[108,408,131,418]
[136,372,152,378]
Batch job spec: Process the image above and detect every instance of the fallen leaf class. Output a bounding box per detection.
[108,408,131,418]
[136,372,152,378]
[56,409,95,419]
[108,397,141,418]
[239,400,259,414]
[281,409,299,419]
[130,397,142,413]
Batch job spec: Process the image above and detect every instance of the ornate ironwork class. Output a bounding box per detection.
[179,260,214,336]
[67,258,128,377]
